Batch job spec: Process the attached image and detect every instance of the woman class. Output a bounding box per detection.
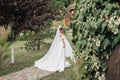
[34,26,74,72]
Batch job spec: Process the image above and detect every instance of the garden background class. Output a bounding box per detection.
[0,0,120,80]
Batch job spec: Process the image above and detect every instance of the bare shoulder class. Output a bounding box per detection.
[60,34,65,39]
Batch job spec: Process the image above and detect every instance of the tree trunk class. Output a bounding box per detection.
[11,42,14,64]
[106,44,120,80]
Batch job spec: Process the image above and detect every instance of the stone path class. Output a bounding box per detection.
[0,67,54,80]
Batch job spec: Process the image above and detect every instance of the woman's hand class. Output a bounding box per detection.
[63,44,65,48]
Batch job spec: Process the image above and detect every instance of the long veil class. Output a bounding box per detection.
[48,26,61,51]
[40,26,62,59]
[34,26,63,71]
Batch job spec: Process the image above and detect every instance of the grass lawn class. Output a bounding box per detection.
[40,67,75,80]
[0,41,49,76]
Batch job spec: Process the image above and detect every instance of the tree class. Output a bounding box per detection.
[72,0,120,80]
[0,0,73,63]
[0,0,52,63]
[0,0,74,34]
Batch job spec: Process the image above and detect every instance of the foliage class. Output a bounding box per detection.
[16,31,32,41]
[0,0,48,34]
[0,27,10,65]
[0,0,73,37]
[67,57,85,80]
[24,20,56,51]
[0,39,9,65]
[72,0,120,79]
[51,0,74,20]
[24,28,56,51]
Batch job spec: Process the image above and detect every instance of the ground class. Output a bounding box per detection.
[0,67,53,80]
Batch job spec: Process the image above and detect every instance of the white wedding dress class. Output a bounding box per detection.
[34,26,74,72]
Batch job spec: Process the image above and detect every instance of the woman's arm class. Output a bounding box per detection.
[62,38,65,48]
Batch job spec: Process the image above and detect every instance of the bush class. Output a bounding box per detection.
[72,0,120,79]
[0,27,10,66]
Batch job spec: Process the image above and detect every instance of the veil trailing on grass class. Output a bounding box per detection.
[34,26,74,72]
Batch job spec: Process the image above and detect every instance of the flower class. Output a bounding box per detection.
[114,20,120,25]
[95,39,101,47]
[118,18,120,23]
[98,73,106,80]
[95,72,100,78]
[84,66,87,69]
[106,55,109,60]
[113,28,118,35]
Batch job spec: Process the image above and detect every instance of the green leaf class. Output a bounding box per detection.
[101,23,107,33]
[101,63,107,71]
[112,32,120,48]
[102,38,110,49]
[80,40,87,48]
[96,19,104,28]
[98,35,105,41]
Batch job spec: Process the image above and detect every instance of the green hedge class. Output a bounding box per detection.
[72,0,120,80]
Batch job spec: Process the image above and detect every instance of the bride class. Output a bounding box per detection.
[34,26,74,72]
